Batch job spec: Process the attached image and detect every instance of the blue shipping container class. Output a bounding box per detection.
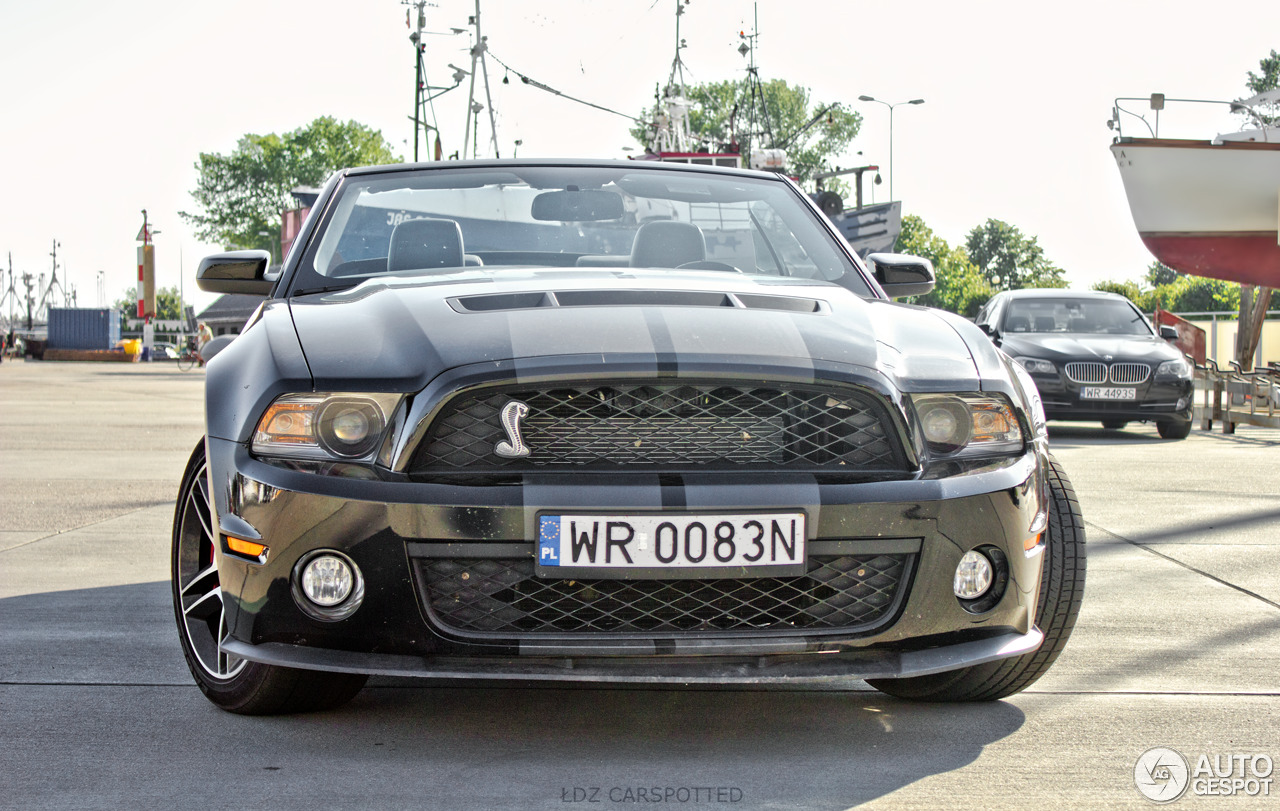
[48,308,122,350]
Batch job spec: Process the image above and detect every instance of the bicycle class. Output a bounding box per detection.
[176,348,202,372]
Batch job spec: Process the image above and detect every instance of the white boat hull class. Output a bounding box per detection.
[1110,137,1280,287]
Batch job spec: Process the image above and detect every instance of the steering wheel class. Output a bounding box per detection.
[676,260,742,273]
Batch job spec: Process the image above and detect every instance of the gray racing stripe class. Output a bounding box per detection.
[678,472,822,539]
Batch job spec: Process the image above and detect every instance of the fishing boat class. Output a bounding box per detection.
[1109,91,1280,287]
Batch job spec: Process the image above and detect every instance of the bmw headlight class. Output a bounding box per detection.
[911,393,1024,458]
[252,393,403,462]
[1011,356,1057,375]
[1155,357,1193,380]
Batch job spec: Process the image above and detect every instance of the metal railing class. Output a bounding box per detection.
[1194,360,1280,432]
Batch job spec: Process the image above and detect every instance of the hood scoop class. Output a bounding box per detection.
[448,289,823,314]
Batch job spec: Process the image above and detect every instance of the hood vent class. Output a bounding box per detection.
[449,290,822,314]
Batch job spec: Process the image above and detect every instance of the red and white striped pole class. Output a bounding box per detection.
[136,210,154,321]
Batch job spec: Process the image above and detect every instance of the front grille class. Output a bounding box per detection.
[416,554,912,636]
[1064,362,1107,384]
[1065,362,1152,385]
[1109,363,1151,384]
[411,381,907,473]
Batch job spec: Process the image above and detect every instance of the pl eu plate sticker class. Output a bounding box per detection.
[539,516,561,566]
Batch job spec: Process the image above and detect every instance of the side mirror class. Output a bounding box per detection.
[978,322,1000,342]
[197,250,274,295]
[1159,324,1178,341]
[866,253,935,298]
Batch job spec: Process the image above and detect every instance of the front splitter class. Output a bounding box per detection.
[220,629,1043,685]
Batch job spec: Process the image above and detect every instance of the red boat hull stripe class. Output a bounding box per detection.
[1139,232,1280,288]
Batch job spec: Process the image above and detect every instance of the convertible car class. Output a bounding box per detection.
[173,159,1085,714]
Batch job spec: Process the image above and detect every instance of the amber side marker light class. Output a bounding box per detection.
[226,536,269,560]
[1024,533,1043,553]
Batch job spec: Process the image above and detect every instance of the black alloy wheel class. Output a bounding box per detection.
[171,440,368,714]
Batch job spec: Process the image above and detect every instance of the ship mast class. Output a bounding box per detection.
[461,0,501,159]
[650,0,696,154]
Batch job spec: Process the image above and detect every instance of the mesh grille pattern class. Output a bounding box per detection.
[414,381,905,472]
[417,555,910,635]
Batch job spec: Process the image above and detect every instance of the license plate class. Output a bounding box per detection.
[536,512,807,579]
[1081,386,1137,400]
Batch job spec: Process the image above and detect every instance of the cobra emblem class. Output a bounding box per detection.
[495,401,531,459]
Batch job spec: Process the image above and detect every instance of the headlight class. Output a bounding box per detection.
[1155,357,1193,380]
[911,393,1024,458]
[252,392,403,461]
[1011,356,1057,375]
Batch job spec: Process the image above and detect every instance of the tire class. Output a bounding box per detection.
[1100,420,1127,430]
[172,440,367,714]
[176,353,195,372]
[815,191,844,218]
[1157,419,1192,440]
[867,453,1086,701]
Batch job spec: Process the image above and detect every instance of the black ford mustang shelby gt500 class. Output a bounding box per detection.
[173,159,1085,714]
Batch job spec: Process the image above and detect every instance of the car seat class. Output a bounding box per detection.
[388,218,466,271]
[629,221,706,268]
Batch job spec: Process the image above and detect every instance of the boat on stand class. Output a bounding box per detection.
[1109,91,1280,289]
[1109,90,1280,426]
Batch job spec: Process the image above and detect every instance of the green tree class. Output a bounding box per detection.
[1091,279,1156,312]
[965,219,1066,291]
[1237,48,1279,127]
[896,215,993,317]
[181,117,399,261]
[632,79,861,183]
[1090,274,1241,315]
[1156,275,1240,313]
[113,286,185,322]
[1144,260,1181,288]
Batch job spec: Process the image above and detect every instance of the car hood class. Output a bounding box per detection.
[286,269,984,392]
[999,332,1180,364]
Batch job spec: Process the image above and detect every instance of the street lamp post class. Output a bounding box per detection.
[857,96,925,202]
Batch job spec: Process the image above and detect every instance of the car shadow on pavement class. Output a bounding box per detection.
[1047,424,1168,447]
[286,684,1027,808]
[0,582,1027,809]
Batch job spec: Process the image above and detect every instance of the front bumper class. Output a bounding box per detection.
[1032,374,1193,423]
[207,437,1048,681]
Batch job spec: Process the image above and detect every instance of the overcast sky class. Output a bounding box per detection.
[1,0,1276,317]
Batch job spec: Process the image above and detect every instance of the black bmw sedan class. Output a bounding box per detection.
[174,159,1085,714]
[975,289,1195,439]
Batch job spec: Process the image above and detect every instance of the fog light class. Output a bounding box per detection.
[954,550,993,599]
[301,554,355,606]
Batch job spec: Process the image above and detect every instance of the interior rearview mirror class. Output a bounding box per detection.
[531,189,624,222]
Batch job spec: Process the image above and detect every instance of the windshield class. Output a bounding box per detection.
[1003,298,1152,336]
[290,164,869,296]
